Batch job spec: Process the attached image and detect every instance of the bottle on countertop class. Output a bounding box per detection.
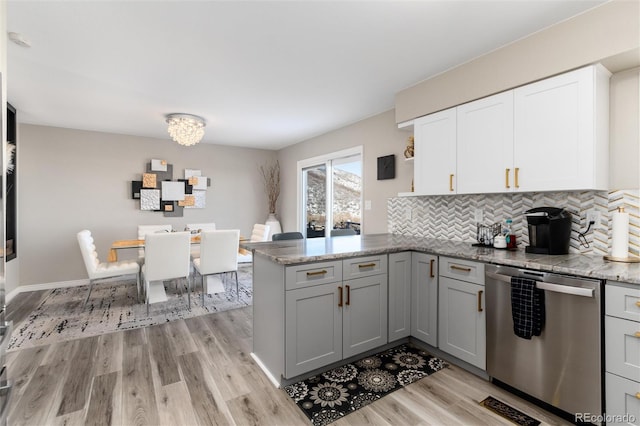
[504,218,517,249]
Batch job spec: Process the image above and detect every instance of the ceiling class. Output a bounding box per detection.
[7,0,607,150]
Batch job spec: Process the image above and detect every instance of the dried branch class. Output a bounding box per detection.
[260,160,280,214]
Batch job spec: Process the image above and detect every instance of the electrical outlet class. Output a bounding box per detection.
[364,200,372,210]
[474,209,483,223]
[404,207,412,221]
[586,210,601,229]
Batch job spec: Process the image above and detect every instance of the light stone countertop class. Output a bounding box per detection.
[242,233,640,285]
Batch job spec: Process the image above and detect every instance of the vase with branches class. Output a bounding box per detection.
[260,160,282,237]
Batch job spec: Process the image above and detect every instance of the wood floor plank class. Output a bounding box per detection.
[155,381,200,426]
[164,319,198,356]
[6,345,48,400]
[84,372,119,426]
[363,388,434,426]
[123,327,147,347]
[146,324,181,386]
[48,410,87,426]
[94,331,124,376]
[39,339,79,367]
[226,385,309,426]
[189,321,257,401]
[57,335,99,416]
[122,344,160,426]
[177,351,235,426]
[8,363,64,426]
[6,289,50,326]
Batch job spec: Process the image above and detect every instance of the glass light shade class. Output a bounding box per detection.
[166,113,206,146]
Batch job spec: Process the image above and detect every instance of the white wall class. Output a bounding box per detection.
[277,109,411,235]
[610,67,640,189]
[395,0,640,123]
[17,124,275,286]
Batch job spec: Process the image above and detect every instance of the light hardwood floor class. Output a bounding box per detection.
[6,293,572,425]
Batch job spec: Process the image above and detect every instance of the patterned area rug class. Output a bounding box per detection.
[8,264,252,351]
[284,343,447,426]
[480,396,541,426]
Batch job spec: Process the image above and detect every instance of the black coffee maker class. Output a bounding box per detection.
[525,207,572,254]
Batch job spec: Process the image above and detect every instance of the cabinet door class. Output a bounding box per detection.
[514,65,608,192]
[388,252,411,342]
[438,276,486,369]
[605,316,640,380]
[414,108,456,195]
[343,274,388,359]
[285,283,342,378]
[457,91,514,194]
[606,373,640,426]
[411,252,438,347]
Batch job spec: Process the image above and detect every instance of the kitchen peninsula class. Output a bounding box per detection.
[245,233,640,387]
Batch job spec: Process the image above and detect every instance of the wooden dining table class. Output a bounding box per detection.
[108,235,250,262]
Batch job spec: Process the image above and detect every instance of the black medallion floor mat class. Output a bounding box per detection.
[283,343,447,426]
[480,396,541,426]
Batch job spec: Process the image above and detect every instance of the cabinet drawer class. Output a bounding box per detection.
[285,261,342,290]
[439,257,485,285]
[343,255,387,280]
[606,316,640,381]
[605,373,640,426]
[607,283,640,322]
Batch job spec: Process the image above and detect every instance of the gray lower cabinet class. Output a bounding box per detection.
[343,274,388,358]
[411,252,438,346]
[438,257,486,369]
[388,252,412,342]
[284,256,388,379]
[605,282,640,425]
[285,281,342,378]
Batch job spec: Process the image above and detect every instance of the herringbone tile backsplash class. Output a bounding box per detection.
[388,189,639,257]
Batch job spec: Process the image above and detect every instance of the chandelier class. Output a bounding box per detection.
[166,113,206,146]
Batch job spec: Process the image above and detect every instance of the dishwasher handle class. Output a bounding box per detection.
[486,271,595,298]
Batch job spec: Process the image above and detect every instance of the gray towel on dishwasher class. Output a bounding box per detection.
[511,277,545,339]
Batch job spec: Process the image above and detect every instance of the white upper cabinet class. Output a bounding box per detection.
[513,64,610,192]
[406,64,610,196]
[457,91,514,194]
[413,108,456,195]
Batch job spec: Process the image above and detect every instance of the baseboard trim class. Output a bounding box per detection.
[6,275,136,304]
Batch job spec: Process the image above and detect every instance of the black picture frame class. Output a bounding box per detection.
[6,103,16,261]
[377,154,395,180]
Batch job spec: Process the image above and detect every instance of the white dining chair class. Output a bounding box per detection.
[137,224,172,259]
[186,222,216,258]
[237,224,270,263]
[193,229,240,304]
[142,231,191,314]
[77,230,140,308]
[185,222,216,234]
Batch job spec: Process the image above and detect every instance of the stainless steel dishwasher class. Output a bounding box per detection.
[485,264,603,418]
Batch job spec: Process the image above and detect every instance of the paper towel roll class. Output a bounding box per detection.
[611,208,629,258]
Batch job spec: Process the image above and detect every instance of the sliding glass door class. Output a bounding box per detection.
[299,148,362,238]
